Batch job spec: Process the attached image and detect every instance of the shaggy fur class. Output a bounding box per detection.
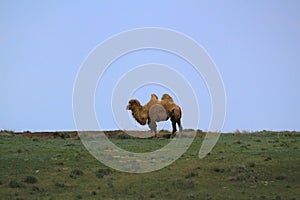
[127,93,183,134]
[126,94,160,128]
[160,94,183,133]
[126,99,148,125]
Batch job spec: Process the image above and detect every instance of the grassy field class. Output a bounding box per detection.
[0,131,299,200]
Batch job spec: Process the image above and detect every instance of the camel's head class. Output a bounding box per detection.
[126,99,141,110]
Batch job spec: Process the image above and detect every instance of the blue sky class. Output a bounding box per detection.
[1,1,299,132]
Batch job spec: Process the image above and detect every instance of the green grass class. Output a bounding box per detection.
[0,132,299,199]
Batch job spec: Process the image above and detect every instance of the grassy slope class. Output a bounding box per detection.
[0,132,299,200]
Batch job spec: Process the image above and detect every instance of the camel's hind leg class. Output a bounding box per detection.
[171,119,182,134]
[171,119,177,134]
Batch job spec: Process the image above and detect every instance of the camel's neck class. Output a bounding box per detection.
[131,105,142,119]
[131,104,143,113]
[131,105,147,125]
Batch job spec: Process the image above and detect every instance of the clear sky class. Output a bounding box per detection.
[1,1,299,132]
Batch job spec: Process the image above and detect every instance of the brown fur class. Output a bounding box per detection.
[127,93,182,134]
[143,94,159,111]
[160,94,183,133]
[126,99,147,125]
[126,94,159,126]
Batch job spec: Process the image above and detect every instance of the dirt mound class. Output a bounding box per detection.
[1,130,202,139]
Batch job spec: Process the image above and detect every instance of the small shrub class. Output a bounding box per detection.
[70,169,83,179]
[107,180,114,188]
[65,143,75,146]
[0,129,14,134]
[234,140,242,144]
[218,156,225,160]
[96,168,113,179]
[159,129,170,133]
[235,165,247,173]
[268,139,279,143]
[59,133,70,139]
[9,180,23,188]
[247,162,256,168]
[24,176,37,184]
[264,156,272,161]
[31,186,44,193]
[69,174,75,179]
[162,134,172,139]
[185,180,194,189]
[149,193,156,198]
[185,171,198,178]
[196,129,203,134]
[56,162,64,166]
[172,178,194,189]
[117,133,133,139]
[183,129,195,132]
[91,191,97,195]
[280,142,289,147]
[71,169,83,176]
[226,176,239,181]
[54,182,65,188]
[275,195,281,200]
[186,193,199,199]
[213,167,225,173]
[275,175,287,180]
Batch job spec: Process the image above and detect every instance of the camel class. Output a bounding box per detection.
[126,93,183,134]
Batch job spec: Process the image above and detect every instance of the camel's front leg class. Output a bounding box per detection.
[148,118,157,134]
